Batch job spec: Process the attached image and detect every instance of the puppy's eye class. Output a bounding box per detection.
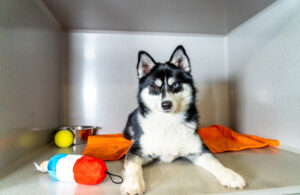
[151,84,159,91]
[172,82,180,89]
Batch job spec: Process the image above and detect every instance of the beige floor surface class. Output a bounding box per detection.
[1,144,300,195]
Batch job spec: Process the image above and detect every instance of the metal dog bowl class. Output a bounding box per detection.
[59,126,101,145]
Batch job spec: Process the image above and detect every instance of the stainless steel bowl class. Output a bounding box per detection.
[59,126,101,145]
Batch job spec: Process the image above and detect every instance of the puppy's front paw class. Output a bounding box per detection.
[217,168,246,189]
[121,175,145,195]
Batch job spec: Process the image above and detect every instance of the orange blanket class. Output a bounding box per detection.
[198,125,279,153]
[82,125,279,160]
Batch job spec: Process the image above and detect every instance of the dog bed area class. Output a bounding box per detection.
[1,144,300,195]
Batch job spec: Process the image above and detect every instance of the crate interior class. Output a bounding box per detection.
[1,0,300,194]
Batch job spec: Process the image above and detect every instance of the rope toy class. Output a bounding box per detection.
[34,154,122,185]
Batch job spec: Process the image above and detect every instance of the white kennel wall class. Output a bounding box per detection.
[0,0,63,176]
[63,32,229,133]
[227,0,300,152]
[61,0,300,152]
[43,0,276,134]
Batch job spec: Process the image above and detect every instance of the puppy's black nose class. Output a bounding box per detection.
[161,101,172,111]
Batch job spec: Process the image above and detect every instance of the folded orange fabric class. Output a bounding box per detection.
[198,125,279,153]
[82,133,132,161]
[82,125,279,160]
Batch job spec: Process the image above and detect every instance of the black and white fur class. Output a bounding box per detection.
[121,46,245,195]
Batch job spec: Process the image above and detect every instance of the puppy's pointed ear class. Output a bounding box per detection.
[169,45,191,73]
[137,51,156,79]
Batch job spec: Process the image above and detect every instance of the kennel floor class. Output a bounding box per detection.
[1,144,300,195]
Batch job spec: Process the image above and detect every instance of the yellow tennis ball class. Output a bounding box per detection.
[54,130,74,148]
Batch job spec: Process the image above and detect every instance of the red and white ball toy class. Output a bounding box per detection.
[34,154,122,185]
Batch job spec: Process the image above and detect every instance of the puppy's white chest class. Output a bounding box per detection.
[138,113,201,162]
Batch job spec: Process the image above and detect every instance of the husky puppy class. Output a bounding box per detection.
[121,46,245,195]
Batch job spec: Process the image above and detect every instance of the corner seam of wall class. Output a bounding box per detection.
[34,0,63,30]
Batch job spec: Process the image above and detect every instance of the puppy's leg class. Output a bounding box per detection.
[121,153,150,195]
[187,153,246,189]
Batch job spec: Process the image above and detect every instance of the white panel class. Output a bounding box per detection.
[228,0,300,152]
[43,0,228,34]
[0,0,62,176]
[43,0,275,34]
[226,0,276,33]
[63,31,229,133]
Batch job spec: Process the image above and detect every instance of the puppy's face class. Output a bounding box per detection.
[137,46,194,113]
